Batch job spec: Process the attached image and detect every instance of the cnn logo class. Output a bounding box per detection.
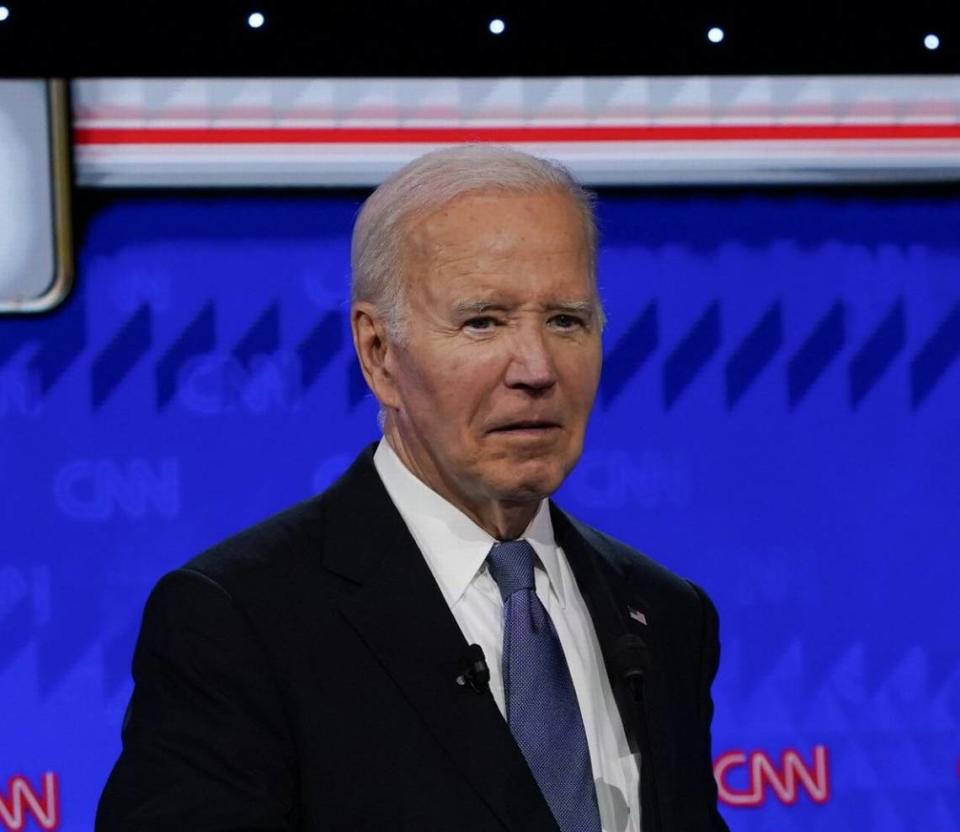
[715,745,829,807]
[0,773,59,831]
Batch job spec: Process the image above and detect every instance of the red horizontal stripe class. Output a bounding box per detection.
[73,123,960,145]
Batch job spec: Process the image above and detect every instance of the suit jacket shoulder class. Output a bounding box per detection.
[554,508,718,643]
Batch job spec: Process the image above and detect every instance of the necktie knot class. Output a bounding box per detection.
[486,539,537,601]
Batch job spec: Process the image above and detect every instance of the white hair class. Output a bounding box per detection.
[350,144,601,340]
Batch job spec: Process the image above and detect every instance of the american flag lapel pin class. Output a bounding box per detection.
[628,606,647,626]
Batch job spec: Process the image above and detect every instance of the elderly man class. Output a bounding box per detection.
[98,145,728,832]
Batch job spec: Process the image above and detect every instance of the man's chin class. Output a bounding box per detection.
[486,464,567,505]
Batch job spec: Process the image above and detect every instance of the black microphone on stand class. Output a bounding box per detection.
[455,644,490,694]
[612,634,661,831]
[611,634,648,705]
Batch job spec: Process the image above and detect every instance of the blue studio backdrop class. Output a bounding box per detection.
[1,190,958,831]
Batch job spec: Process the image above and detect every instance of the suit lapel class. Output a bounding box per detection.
[323,448,560,832]
[552,506,678,832]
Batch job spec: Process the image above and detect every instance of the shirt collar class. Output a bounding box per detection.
[373,438,568,609]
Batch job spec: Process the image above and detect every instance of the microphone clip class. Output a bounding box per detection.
[455,644,490,694]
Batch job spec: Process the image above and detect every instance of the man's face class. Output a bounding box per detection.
[382,188,602,515]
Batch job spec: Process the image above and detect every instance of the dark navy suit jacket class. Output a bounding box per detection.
[97,445,729,831]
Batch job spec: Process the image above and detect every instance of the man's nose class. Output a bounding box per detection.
[504,326,558,392]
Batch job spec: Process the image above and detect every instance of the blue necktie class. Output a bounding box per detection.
[487,539,602,832]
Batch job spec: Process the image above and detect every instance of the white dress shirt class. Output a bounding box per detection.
[374,439,641,832]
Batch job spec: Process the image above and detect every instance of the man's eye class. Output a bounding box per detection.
[550,314,583,330]
[464,317,497,330]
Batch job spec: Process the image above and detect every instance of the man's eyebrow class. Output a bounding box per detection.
[545,300,597,317]
[452,300,511,316]
[451,299,598,317]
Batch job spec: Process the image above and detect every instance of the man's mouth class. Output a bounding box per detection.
[488,420,561,433]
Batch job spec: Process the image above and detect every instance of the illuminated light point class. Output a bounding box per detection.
[0,6,10,22]
[489,18,505,35]
[707,26,725,44]
[247,11,265,29]
[924,33,940,50]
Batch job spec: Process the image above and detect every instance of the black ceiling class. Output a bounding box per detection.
[1,0,958,77]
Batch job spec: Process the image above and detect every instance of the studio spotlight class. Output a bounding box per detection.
[924,33,940,50]
[247,11,265,29]
[488,18,505,35]
[707,27,724,44]
[0,6,10,23]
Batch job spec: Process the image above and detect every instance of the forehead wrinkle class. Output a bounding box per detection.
[427,246,591,294]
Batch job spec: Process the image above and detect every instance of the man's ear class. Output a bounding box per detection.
[351,302,401,410]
